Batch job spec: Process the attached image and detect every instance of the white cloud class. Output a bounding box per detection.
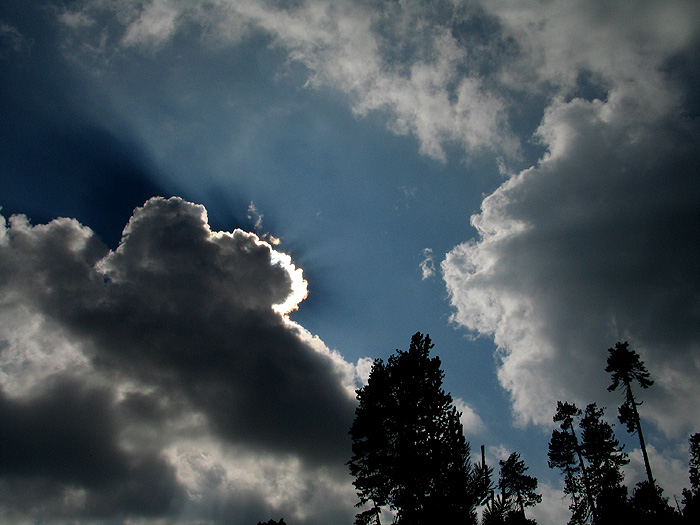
[0,197,357,524]
[354,356,374,387]
[444,85,700,431]
[121,0,180,48]
[419,247,436,280]
[624,444,690,503]
[442,0,700,434]
[58,0,520,161]
[247,200,264,231]
[483,0,699,100]
[454,397,485,435]
[528,481,570,525]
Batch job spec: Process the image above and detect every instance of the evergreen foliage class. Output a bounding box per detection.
[348,332,480,524]
[499,452,541,516]
[579,403,628,524]
[681,433,700,522]
[605,341,654,486]
[549,402,595,524]
[548,402,628,524]
[481,452,539,525]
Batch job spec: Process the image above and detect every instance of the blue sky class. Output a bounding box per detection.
[1,1,699,524]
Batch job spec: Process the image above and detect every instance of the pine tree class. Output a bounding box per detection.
[605,341,654,486]
[579,403,628,524]
[549,401,596,524]
[681,433,700,522]
[498,452,541,523]
[548,402,628,524]
[348,332,478,525]
[548,428,587,525]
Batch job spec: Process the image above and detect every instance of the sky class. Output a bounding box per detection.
[0,1,699,524]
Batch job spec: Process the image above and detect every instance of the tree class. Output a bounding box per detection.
[548,401,596,524]
[579,403,628,524]
[548,402,628,525]
[348,332,479,524]
[548,428,587,524]
[682,433,700,521]
[605,341,654,487]
[628,480,679,524]
[498,452,541,524]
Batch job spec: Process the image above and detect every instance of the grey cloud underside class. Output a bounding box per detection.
[0,378,184,520]
[0,197,356,522]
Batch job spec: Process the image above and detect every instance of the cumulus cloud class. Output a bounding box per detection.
[0,197,359,524]
[443,0,700,435]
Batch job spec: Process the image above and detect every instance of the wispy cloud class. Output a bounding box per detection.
[247,200,264,230]
[419,247,436,280]
[58,0,520,161]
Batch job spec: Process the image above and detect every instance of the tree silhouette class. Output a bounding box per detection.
[498,452,541,523]
[579,403,628,524]
[605,341,654,487]
[548,428,587,524]
[682,433,700,521]
[549,401,596,524]
[482,492,509,525]
[348,332,479,525]
[627,480,679,524]
[549,402,629,524]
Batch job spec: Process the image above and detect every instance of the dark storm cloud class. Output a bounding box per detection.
[0,197,358,523]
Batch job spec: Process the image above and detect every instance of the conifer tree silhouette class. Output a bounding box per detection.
[498,452,541,523]
[348,332,479,525]
[605,341,654,487]
[549,402,628,524]
[681,433,700,521]
[579,403,629,523]
[549,401,597,524]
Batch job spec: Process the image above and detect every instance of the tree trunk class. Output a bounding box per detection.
[627,387,654,486]
[568,421,597,522]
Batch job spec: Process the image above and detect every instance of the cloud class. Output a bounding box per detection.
[354,356,374,386]
[443,34,700,437]
[444,86,700,432]
[0,22,32,57]
[0,197,359,523]
[528,481,570,525]
[419,247,436,280]
[484,0,700,98]
[454,397,485,435]
[624,444,690,502]
[247,200,264,231]
[57,0,520,161]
